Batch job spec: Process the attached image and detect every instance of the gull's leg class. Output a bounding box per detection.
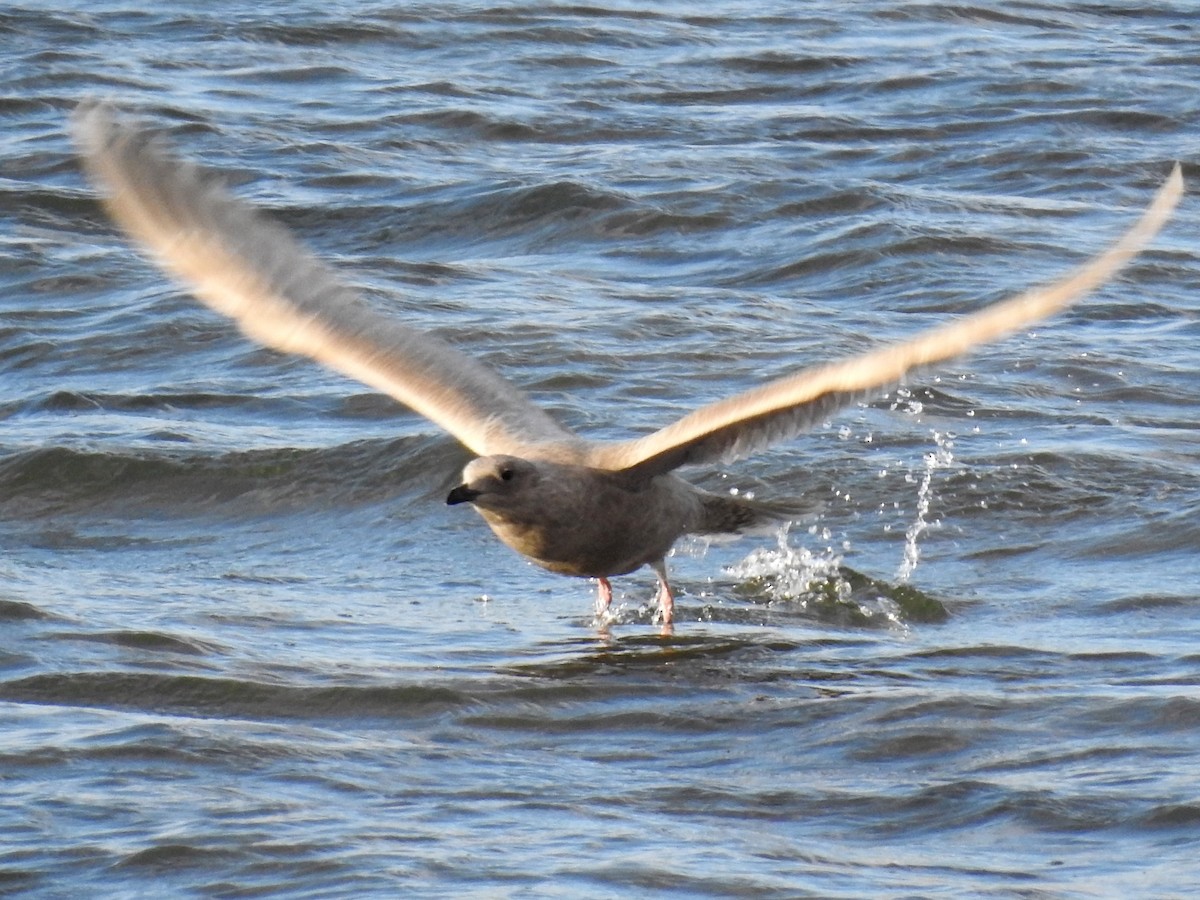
[650,560,675,629]
[595,577,613,617]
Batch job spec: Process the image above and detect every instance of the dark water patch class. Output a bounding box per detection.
[464,706,729,736]
[0,672,472,722]
[458,5,670,26]
[220,571,312,586]
[871,385,977,417]
[724,242,884,288]
[0,660,876,736]
[58,630,220,656]
[536,53,620,70]
[490,23,668,51]
[0,598,57,622]
[573,863,839,899]
[960,542,1044,561]
[3,389,279,416]
[20,529,174,552]
[902,643,1056,681]
[850,728,973,762]
[233,65,358,86]
[1069,510,1200,561]
[874,785,999,836]
[505,633,793,678]
[998,790,1128,833]
[719,52,860,76]
[0,869,39,891]
[1097,593,1196,615]
[0,447,213,514]
[0,8,102,40]
[595,206,729,238]
[1091,383,1199,412]
[354,259,484,289]
[624,778,1110,842]
[637,85,798,107]
[0,651,36,674]
[1061,107,1181,134]
[115,843,246,872]
[0,184,98,221]
[240,20,400,48]
[772,187,886,219]
[388,107,544,143]
[872,3,1070,29]
[448,179,631,243]
[378,78,484,101]
[1075,299,1186,322]
[930,451,1178,521]
[858,780,1025,837]
[1139,804,1200,829]
[1066,650,1158,664]
[2,720,336,771]
[499,633,884,704]
[5,382,408,435]
[502,180,627,221]
[887,229,1023,261]
[623,785,826,824]
[909,644,1053,661]
[1072,696,1200,734]
[972,742,1142,776]
[372,173,651,249]
[303,170,398,193]
[0,336,63,371]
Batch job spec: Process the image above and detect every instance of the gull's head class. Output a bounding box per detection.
[446,455,541,510]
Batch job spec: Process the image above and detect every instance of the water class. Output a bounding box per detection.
[2,2,1199,895]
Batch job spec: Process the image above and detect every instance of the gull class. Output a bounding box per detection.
[72,102,1182,627]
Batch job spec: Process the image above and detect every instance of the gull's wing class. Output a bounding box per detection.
[587,165,1183,480]
[72,102,582,458]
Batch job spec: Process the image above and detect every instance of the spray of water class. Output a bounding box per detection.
[896,430,955,583]
[724,427,955,625]
[726,522,846,602]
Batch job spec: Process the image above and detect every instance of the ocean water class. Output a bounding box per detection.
[2,2,1199,896]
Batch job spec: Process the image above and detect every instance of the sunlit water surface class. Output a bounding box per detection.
[2,2,1199,896]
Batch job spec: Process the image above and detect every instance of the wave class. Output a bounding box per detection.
[0,671,472,721]
[0,435,463,517]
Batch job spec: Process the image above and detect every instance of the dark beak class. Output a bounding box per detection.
[446,484,481,506]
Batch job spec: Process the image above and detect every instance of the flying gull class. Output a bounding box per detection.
[72,102,1183,627]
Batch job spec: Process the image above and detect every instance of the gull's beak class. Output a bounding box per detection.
[446,484,481,506]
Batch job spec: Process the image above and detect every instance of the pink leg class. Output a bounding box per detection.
[595,577,613,616]
[650,560,674,627]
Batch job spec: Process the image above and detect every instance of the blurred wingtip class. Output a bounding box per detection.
[1168,160,1184,195]
[70,98,117,152]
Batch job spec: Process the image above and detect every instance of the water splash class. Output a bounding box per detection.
[723,428,956,626]
[896,430,955,583]
[726,525,931,628]
[726,523,846,603]
[890,386,925,417]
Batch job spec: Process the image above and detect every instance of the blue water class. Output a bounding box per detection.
[2,2,1199,896]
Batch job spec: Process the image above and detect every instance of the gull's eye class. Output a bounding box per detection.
[499,467,514,482]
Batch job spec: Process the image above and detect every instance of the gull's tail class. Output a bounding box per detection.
[696,492,821,535]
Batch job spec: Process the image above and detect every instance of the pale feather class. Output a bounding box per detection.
[73,102,1182,481]
[587,164,1183,479]
[72,101,583,459]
